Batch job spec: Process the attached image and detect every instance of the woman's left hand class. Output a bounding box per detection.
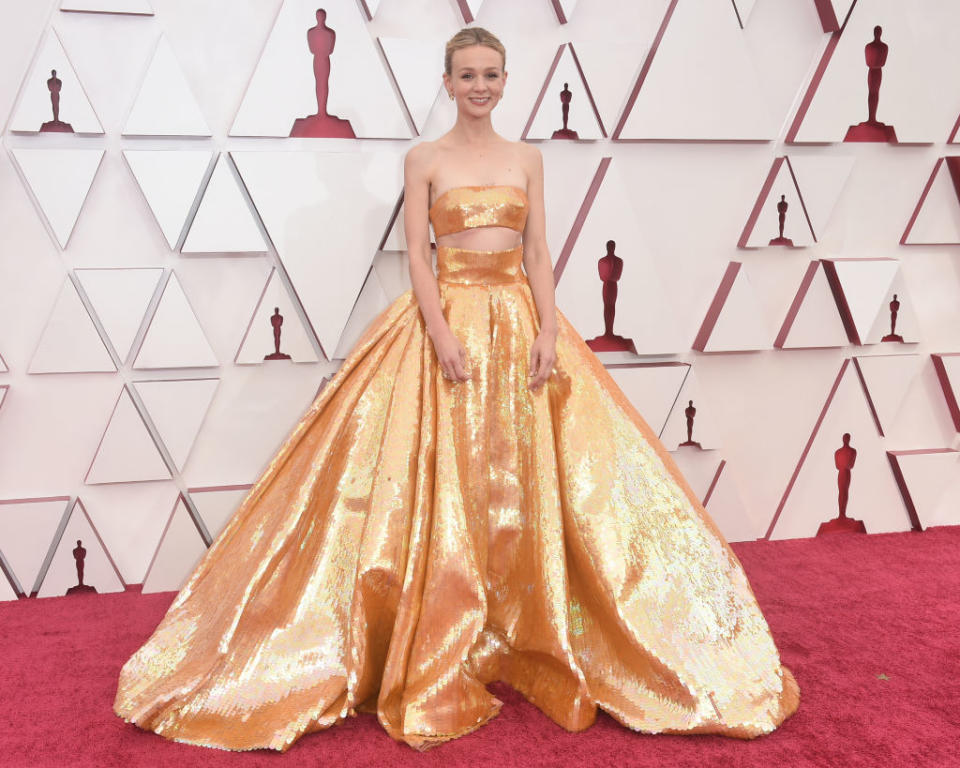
[528,330,557,391]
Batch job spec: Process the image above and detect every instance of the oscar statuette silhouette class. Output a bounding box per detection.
[678,399,703,449]
[817,433,867,534]
[844,26,897,142]
[768,194,794,246]
[290,9,356,138]
[66,539,97,594]
[880,294,904,342]
[39,69,74,133]
[585,240,637,353]
[551,82,579,139]
[265,307,292,360]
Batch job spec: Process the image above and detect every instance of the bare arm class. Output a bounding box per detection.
[403,144,470,381]
[521,145,558,390]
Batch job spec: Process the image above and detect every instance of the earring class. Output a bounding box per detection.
[448,92,454,100]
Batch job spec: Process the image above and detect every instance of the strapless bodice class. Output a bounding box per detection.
[429,184,528,238]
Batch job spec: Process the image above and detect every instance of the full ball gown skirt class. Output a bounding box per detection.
[114,243,800,752]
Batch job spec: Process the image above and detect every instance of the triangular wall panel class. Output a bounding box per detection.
[86,386,171,484]
[378,37,445,135]
[555,161,684,357]
[123,36,210,136]
[524,43,605,140]
[775,261,849,349]
[9,28,103,133]
[693,262,771,352]
[133,378,219,471]
[232,150,400,356]
[236,269,319,364]
[230,0,412,138]
[134,272,218,369]
[615,0,775,140]
[36,500,124,597]
[11,148,104,248]
[901,158,960,245]
[181,154,268,254]
[141,495,206,593]
[75,268,163,363]
[29,277,116,373]
[124,150,212,249]
[0,497,71,595]
[767,360,909,540]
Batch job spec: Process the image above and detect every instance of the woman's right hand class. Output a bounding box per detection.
[429,324,471,382]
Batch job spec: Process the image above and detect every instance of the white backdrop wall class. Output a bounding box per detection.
[2,0,960,599]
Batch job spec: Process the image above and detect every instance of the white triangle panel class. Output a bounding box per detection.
[0,354,6,372]
[37,500,124,597]
[142,496,206,593]
[379,37,445,134]
[134,272,218,369]
[181,154,267,254]
[608,364,689,437]
[124,150,212,248]
[702,462,763,542]
[617,0,775,140]
[236,269,319,364]
[827,259,900,345]
[932,353,960,432]
[768,362,908,540]
[134,378,219,471]
[81,482,179,584]
[853,354,922,435]
[775,262,849,350]
[695,262,771,352]
[888,449,959,530]
[863,272,920,345]
[232,150,401,356]
[790,2,940,143]
[75,268,163,363]
[123,36,210,136]
[742,159,814,248]
[525,44,604,140]
[732,0,757,26]
[332,266,389,359]
[230,0,412,138]
[189,485,251,541]
[556,163,684,356]
[29,278,116,374]
[11,149,104,248]
[661,370,723,451]
[0,497,71,595]
[0,386,7,410]
[9,29,103,133]
[902,159,960,245]
[787,154,855,240]
[668,448,723,502]
[86,386,171,484]
[60,0,154,13]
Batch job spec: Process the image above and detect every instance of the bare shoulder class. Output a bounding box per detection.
[404,140,435,172]
[517,140,542,170]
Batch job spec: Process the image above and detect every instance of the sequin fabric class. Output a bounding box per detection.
[114,186,799,752]
[429,184,528,237]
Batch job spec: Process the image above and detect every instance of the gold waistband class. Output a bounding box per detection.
[436,244,525,286]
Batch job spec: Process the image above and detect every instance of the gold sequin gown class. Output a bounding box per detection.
[114,185,799,752]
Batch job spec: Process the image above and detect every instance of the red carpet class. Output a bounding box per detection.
[1,526,957,768]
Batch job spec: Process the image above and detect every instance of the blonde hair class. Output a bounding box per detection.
[444,27,506,76]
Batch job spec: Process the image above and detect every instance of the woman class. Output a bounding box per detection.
[114,27,799,752]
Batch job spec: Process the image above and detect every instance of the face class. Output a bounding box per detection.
[444,44,506,114]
